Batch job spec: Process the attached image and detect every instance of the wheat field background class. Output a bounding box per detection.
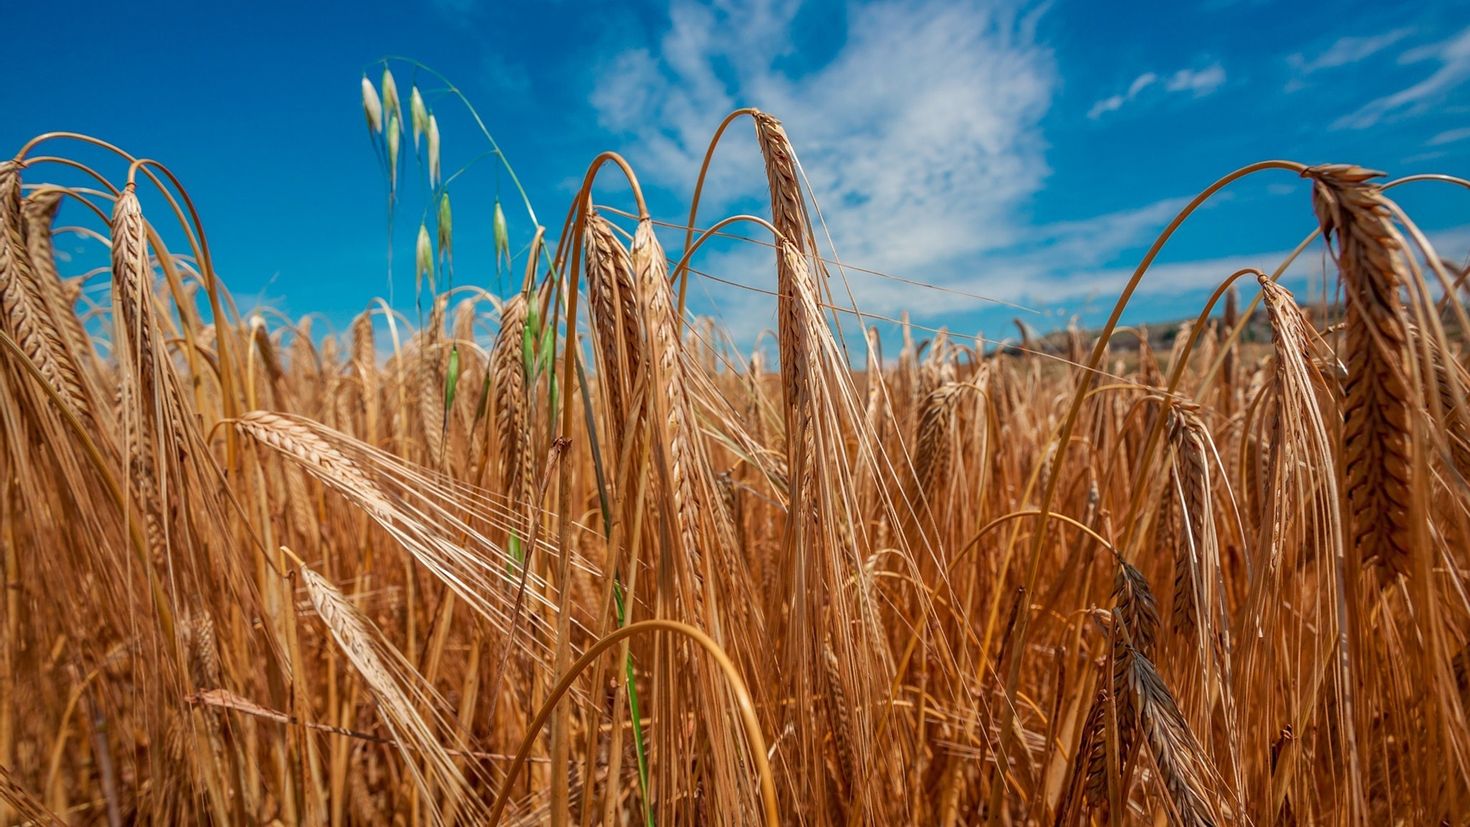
[1,62,1469,825]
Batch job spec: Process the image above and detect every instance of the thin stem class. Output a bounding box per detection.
[486,619,777,827]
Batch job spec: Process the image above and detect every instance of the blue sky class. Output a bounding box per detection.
[6,0,1470,347]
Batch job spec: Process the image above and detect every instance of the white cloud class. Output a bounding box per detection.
[1334,26,1470,129]
[683,192,1223,341]
[1289,28,1414,74]
[1088,62,1224,119]
[1164,63,1226,95]
[940,221,1470,310]
[586,2,1467,346]
[1019,196,1192,267]
[1088,71,1155,119]
[1400,38,1449,65]
[1127,72,1159,97]
[1087,94,1126,120]
[1429,126,1470,146]
[1402,149,1448,165]
[592,0,1055,328]
[682,190,1470,346]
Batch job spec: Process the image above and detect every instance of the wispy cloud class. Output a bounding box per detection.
[593,0,1055,266]
[1333,25,1470,129]
[691,199,1470,346]
[589,0,1059,340]
[1164,64,1226,95]
[1088,62,1225,119]
[1288,27,1414,76]
[934,221,1470,311]
[1088,72,1156,119]
[689,192,1230,341]
[586,1,1467,345]
[1013,195,1192,268]
[1429,126,1470,146]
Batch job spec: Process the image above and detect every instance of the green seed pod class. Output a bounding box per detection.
[437,192,452,261]
[386,114,401,188]
[493,197,509,272]
[410,86,428,150]
[443,343,461,412]
[427,114,441,187]
[522,299,537,371]
[360,75,383,133]
[381,67,401,130]
[416,222,433,288]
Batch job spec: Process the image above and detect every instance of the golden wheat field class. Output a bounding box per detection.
[2,63,1470,826]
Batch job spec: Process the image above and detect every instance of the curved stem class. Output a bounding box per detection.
[25,185,113,225]
[486,618,777,827]
[1385,173,1470,190]
[946,509,1117,580]
[14,131,135,164]
[677,108,760,317]
[669,214,782,316]
[576,151,648,221]
[20,157,121,195]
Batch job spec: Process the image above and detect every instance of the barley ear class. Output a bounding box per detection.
[1306,164,1417,582]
